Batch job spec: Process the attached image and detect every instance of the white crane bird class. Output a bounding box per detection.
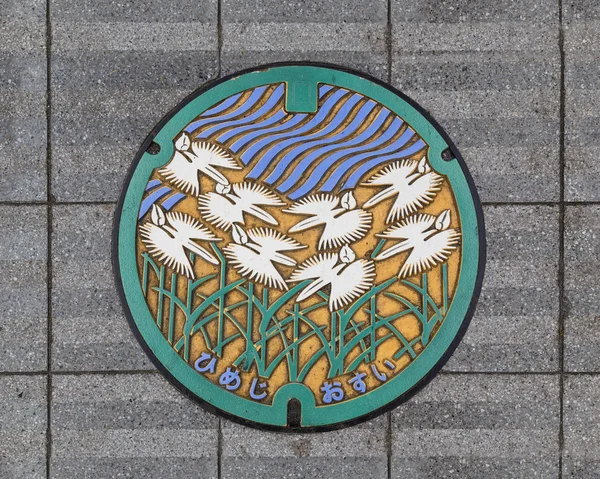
[223,224,306,290]
[284,192,372,250]
[158,132,241,196]
[288,245,376,312]
[362,157,443,223]
[374,210,461,278]
[139,204,220,280]
[198,181,286,231]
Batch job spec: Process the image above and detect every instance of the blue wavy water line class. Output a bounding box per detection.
[246,90,359,178]
[240,89,349,168]
[216,109,287,143]
[145,179,162,191]
[226,85,338,154]
[184,86,268,133]
[318,85,333,95]
[265,100,378,185]
[161,192,187,211]
[341,139,427,190]
[200,92,243,118]
[289,117,404,199]
[280,109,392,196]
[320,127,416,192]
[197,84,285,139]
[229,114,307,157]
[138,186,172,219]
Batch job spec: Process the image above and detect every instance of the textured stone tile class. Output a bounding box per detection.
[0,205,47,372]
[221,0,388,81]
[50,0,219,202]
[391,0,560,202]
[391,374,559,478]
[564,206,600,372]
[564,375,600,477]
[445,205,559,372]
[0,0,47,201]
[51,374,218,478]
[0,375,47,478]
[221,415,388,478]
[563,2,600,200]
[51,204,152,371]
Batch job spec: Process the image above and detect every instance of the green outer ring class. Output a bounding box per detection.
[114,64,485,430]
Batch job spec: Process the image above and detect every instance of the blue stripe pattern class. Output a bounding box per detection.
[197,84,285,139]
[243,89,351,173]
[320,127,418,192]
[341,140,427,191]
[145,179,162,191]
[284,110,394,198]
[157,83,428,202]
[265,100,378,185]
[138,187,187,219]
[184,86,269,133]
[200,93,243,117]
[249,92,364,179]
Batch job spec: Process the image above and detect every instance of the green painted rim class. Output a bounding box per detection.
[113,63,485,430]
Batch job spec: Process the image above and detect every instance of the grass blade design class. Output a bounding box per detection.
[142,243,452,381]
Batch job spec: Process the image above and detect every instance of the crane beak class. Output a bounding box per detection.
[215,180,231,195]
[231,223,248,245]
[295,277,328,303]
[150,204,166,226]
[186,242,219,265]
[288,216,323,233]
[373,240,411,261]
[174,132,191,151]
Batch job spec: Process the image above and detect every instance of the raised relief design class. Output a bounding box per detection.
[116,66,484,429]
[137,83,461,404]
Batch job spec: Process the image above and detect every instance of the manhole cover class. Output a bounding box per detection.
[114,63,485,431]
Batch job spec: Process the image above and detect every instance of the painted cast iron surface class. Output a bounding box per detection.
[114,64,485,430]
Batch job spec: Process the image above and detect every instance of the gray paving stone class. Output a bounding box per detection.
[50,0,219,202]
[221,415,388,478]
[391,374,560,478]
[221,0,388,81]
[51,204,152,371]
[564,375,600,477]
[564,206,600,372]
[0,205,47,372]
[563,2,600,201]
[50,374,218,478]
[0,0,47,201]
[0,375,47,479]
[445,205,559,372]
[391,0,560,203]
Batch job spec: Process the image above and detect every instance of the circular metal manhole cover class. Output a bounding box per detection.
[113,63,485,431]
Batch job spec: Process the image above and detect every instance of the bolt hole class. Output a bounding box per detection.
[441,148,455,162]
[287,398,301,428]
[146,141,160,155]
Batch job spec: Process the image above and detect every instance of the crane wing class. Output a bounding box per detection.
[398,229,461,278]
[319,209,372,250]
[166,211,220,241]
[158,152,201,196]
[362,160,417,187]
[223,243,288,290]
[197,192,243,230]
[248,227,305,252]
[191,141,240,170]
[283,193,339,216]
[139,223,194,279]
[387,171,443,223]
[330,259,376,311]
[233,182,285,207]
[378,213,435,240]
[289,253,339,281]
